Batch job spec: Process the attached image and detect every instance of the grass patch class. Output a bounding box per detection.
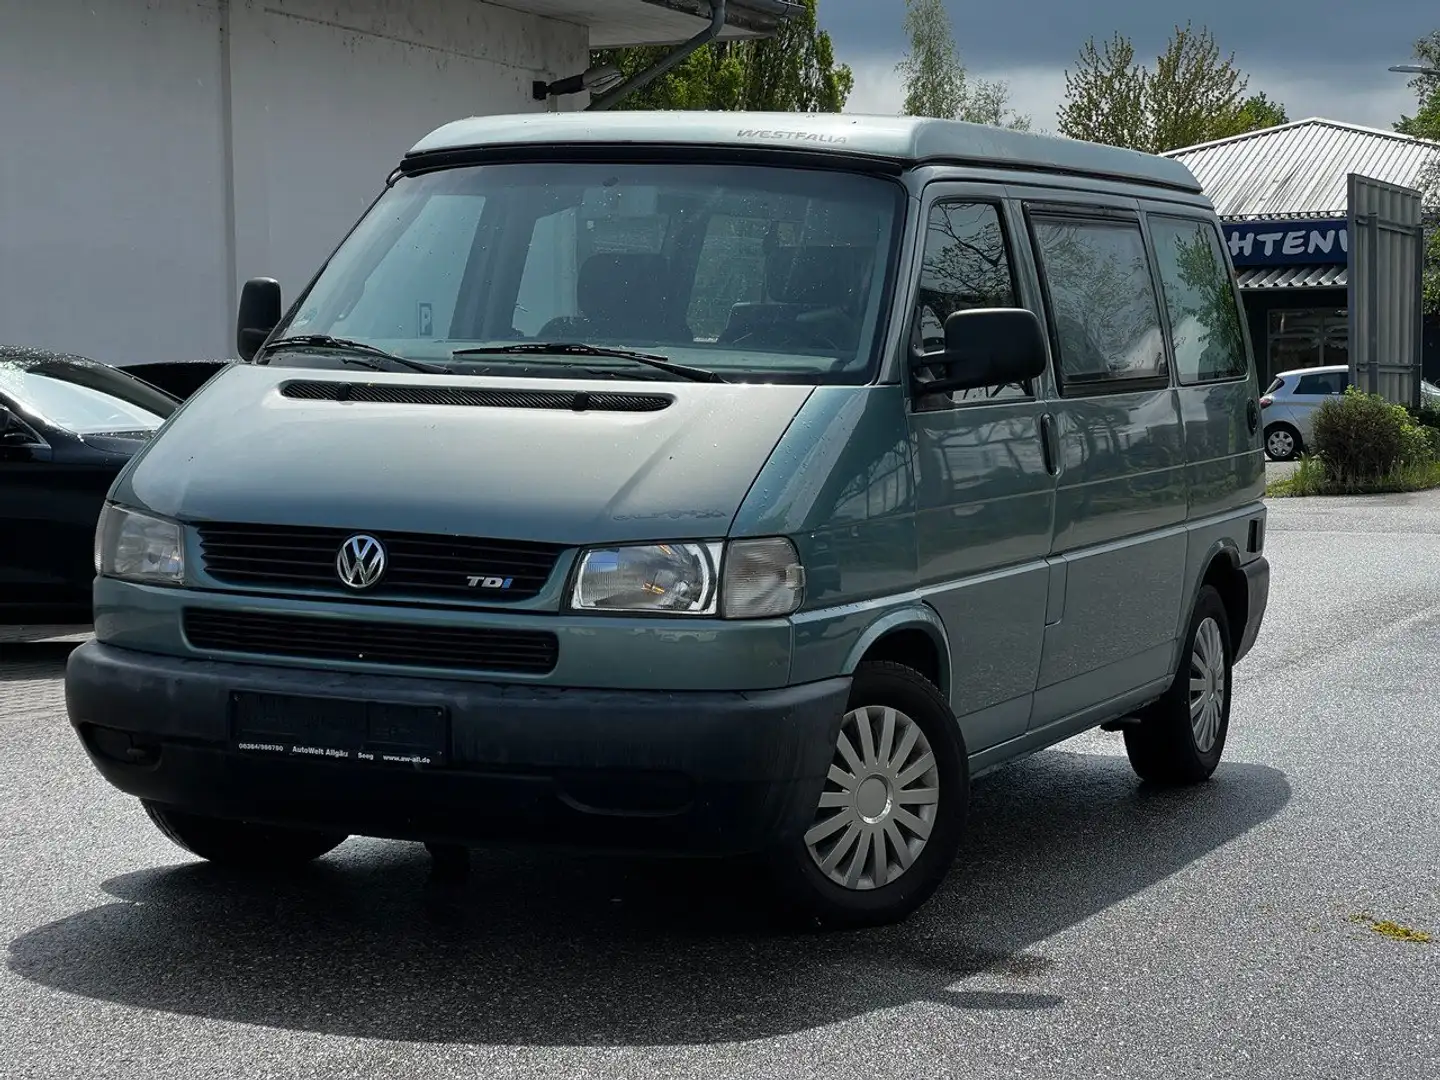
[1267,455,1440,498]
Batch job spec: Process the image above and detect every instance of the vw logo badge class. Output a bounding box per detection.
[336,534,387,590]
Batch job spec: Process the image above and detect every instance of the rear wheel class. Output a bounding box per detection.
[769,661,968,929]
[1123,586,1233,785]
[142,801,347,867]
[1264,423,1301,461]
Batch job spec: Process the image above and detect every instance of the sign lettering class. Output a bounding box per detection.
[1223,219,1348,266]
[737,129,848,145]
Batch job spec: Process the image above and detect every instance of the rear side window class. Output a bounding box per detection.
[1030,215,1166,391]
[1296,371,1346,395]
[1148,216,1249,383]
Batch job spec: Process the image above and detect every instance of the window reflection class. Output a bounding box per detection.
[1031,217,1166,388]
[1149,217,1248,383]
[913,202,1031,404]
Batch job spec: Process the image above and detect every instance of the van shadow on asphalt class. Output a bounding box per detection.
[0,641,80,681]
[8,750,1290,1046]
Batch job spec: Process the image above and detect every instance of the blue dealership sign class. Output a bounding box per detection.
[1223,219,1349,266]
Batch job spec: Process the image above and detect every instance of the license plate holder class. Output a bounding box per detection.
[230,691,448,767]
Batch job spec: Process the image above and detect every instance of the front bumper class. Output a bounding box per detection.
[1235,555,1270,663]
[65,641,850,856]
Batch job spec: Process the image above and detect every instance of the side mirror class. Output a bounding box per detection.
[910,308,1050,394]
[237,277,283,361]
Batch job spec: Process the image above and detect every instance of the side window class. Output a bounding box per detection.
[1030,215,1167,391]
[330,194,485,340]
[1296,371,1344,396]
[687,214,770,343]
[914,201,1030,403]
[513,207,580,338]
[1149,216,1249,383]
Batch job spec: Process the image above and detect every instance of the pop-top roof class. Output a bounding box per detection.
[1165,118,1439,220]
[404,112,1205,192]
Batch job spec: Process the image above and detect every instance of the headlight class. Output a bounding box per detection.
[572,542,723,614]
[95,504,184,584]
[569,537,805,618]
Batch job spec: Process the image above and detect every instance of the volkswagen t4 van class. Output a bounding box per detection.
[65,113,1269,927]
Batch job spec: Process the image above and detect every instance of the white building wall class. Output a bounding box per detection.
[0,0,590,365]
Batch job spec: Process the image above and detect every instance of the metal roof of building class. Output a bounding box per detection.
[407,113,1206,193]
[1237,265,1347,290]
[1165,118,1439,220]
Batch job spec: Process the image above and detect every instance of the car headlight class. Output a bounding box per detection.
[569,537,804,618]
[95,504,184,584]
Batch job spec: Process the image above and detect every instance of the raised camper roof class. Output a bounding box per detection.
[403,111,1205,194]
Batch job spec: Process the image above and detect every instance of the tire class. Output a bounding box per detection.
[142,801,347,867]
[1264,423,1301,461]
[769,661,969,930]
[1123,585,1233,786]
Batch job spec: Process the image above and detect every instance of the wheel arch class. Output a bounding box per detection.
[1184,541,1248,663]
[842,605,952,703]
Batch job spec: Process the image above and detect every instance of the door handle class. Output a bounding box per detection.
[1040,413,1059,476]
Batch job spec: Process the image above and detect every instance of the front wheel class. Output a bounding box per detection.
[142,801,348,867]
[1123,585,1233,785]
[769,661,969,929]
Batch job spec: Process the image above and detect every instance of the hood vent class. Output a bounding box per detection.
[280,380,672,413]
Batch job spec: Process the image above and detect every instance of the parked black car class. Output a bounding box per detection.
[1,347,178,638]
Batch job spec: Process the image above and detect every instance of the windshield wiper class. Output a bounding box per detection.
[451,342,726,383]
[262,335,446,374]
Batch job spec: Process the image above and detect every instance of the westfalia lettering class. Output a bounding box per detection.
[737,129,848,144]
[1226,223,1348,260]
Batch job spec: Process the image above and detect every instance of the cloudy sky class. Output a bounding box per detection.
[820,0,1431,136]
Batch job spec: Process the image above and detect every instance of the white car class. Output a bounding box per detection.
[1260,365,1440,461]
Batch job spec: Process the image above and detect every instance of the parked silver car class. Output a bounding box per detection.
[1261,364,1440,461]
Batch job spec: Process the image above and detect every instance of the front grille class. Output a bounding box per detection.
[196,523,564,601]
[183,608,558,675]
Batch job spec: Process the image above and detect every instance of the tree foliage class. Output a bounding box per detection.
[1392,31,1440,317]
[1058,23,1285,153]
[1394,30,1440,141]
[896,0,1030,130]
[588,0,852,113]
[1235,92,1289,132]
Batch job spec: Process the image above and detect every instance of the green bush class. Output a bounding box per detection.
[1403,400,1440,430]
[1311,388,1437,483]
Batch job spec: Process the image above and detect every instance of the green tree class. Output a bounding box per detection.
[1057,32,1149,149]
[1394,30,1440,140]
[1393,31,1440,316]
[896,0,1030,129]
[1235,91,1289,131]
[1058,23,1286,153]
[588,0,852,113]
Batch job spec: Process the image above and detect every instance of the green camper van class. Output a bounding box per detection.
[66,112,1269,927]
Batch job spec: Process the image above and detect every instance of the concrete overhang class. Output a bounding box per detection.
[496,0,800,47]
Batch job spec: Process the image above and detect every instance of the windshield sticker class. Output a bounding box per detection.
[417,302,434,337]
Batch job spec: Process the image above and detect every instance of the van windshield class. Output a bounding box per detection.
[268,161,905,384]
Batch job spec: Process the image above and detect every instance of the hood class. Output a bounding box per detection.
[81,430,157,455]
[117,365,814,545]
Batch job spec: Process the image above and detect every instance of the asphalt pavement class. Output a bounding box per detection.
[3,493,1438,1080]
